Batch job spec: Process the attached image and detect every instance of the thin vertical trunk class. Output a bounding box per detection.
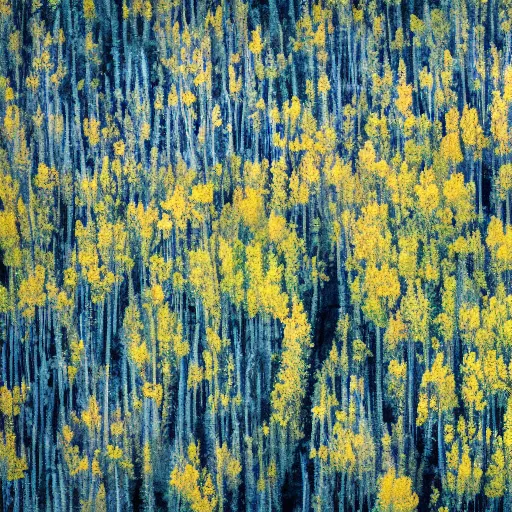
[375,325,383,442]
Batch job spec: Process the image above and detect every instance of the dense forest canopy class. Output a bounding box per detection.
[1,0,512,510]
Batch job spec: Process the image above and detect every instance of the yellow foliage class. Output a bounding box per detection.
[182,90,197,107]
[271,301,311,437]
[107,444,123,460]
[35,163,59,190]
[82,396,101,431]
[318,73,331,94]
[377,470,419,512]
[248,26,263,55]
[18,265,46,319]
[170,443,218,512]
[142,382,163,406]
[190,182,214,204]
[418,352,457,421]
[129,340,150,370]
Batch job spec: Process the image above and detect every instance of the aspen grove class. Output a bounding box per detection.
[1,0,512,510]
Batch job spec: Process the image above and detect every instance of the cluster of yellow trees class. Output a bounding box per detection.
[1,0,512,510]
